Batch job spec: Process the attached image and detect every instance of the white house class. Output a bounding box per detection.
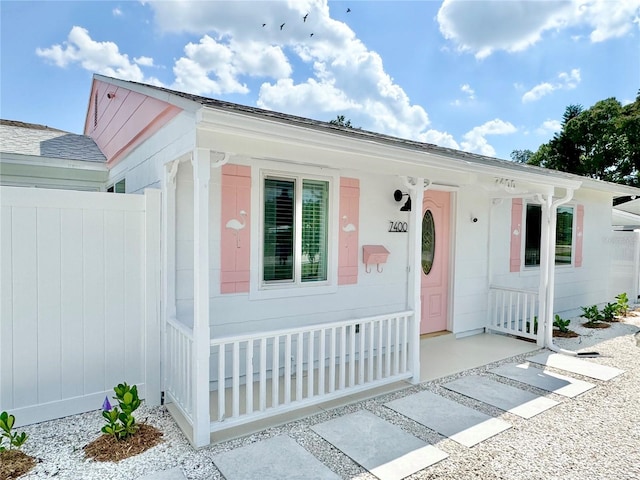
[78,74,640,446]
[2,74,639,447]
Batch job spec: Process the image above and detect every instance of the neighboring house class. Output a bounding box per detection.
[613,197,640,231]
[0,119,108,190]
[80,74,640,446]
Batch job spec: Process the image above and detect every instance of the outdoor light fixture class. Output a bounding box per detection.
[393,189,411,212]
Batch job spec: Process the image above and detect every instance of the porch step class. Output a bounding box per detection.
[311,410,448,480]
[212,434,340,480]
[385,390,511,447]
[490,363,596,397]
[443,375,559,419]
[527,352,624,381]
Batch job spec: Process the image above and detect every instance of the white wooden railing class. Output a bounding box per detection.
[165,318,194,422]
[209,311,414,431]
[488,286,539,340]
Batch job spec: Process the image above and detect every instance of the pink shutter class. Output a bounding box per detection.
[338,177,360,285]
[575,204,584,267]
[510,198,523,272]
[221,165,251,293]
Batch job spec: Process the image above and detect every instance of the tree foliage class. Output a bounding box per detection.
[517,94,640,186]
[329,115,354,128]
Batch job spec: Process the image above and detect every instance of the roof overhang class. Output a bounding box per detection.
[195,106,581,194]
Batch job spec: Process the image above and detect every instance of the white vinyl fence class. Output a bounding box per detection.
[487,286,539,341]
[608,230,640,302]
[0,186,161,426]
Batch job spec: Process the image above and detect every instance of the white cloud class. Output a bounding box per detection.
[522,69,581,103]
[112,7,123,17]
[418,130,460,150]
[171,35,291,95]
[460,119,517,157]
[134,56,154,67]
[461,83,475,99]
[536,119,562,135]
[146,0,431,141]
[35,26,149,82]
[437,0,640,58]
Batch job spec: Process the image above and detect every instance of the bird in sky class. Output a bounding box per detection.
[280,22,285,30]
[347,8,351,13]
[262,23,266,27]
[303,13,308,22]
[310,33,314,37]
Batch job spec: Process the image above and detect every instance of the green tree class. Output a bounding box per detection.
[329,115,353,128]
[518,96,640,186]
[510,149,534,163]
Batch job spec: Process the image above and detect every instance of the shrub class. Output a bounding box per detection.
[553,314,571,333]
[602,302,618,322]
[101,383,141,441]
[580,305,604,324]
[0,411,28,451]
[615,292,629,317]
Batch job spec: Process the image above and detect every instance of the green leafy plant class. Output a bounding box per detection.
[580,305,604,323]
[525,316,538,334]
[615,292,629,317]
[602,302,618,322]
[101,383,141,441]
[0,411,28,451]
[553,314,571,333]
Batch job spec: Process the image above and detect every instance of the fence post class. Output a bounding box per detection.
[144,188,162,406]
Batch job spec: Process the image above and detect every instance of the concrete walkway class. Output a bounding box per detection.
[137,352,624,480]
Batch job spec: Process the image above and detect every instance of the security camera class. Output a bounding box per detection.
[472,217,478,223]
[107,92,115,99]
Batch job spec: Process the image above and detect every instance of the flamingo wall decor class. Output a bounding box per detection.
[226,210,247,247]
[342,215,356,247]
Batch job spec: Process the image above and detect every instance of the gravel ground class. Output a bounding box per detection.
[17,309,640,480]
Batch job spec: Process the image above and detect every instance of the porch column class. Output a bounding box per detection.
[407,177,425,384]
[163,161,179,325]
[192,149,211,447]
[537,192,553,347]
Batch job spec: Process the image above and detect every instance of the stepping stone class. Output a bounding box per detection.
[491,363,595,397]
[213,435,339,480]
[385,390,511,447]
[443,375,558,419]
[527,352,624,381]
[312,410,447,480]
[136,468,187,480]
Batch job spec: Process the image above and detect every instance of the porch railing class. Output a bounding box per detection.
[210,310,414,431]
[488,286,539,341]
[165,317,194,422]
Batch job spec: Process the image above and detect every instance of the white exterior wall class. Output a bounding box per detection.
[489,189,614,318]
[0,186,161,426]
[174,163,413,337]
[449,186,492,335]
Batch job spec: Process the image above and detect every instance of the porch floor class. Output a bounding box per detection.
[173,332,539,444]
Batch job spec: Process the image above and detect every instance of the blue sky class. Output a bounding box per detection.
[1,0,639,161]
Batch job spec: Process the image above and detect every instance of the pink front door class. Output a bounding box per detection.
[420,191,451,334]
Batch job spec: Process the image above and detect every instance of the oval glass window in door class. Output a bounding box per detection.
[422,210,436,275]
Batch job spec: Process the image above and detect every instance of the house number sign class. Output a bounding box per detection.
[494,177,517,189]
[388,221,408,232]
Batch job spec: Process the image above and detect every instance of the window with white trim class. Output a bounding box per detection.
[107,178,125,193]
[525,204,574,266]
[262,174,329,285]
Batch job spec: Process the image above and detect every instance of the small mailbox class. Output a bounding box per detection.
[362,245,390,273]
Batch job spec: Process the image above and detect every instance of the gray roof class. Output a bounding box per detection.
[0,120,106,163]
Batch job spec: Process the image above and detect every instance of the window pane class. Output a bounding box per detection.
[555,206,573,265]
[264,178,294,282]
[301,180,328,282]
[525,204,542,266]
[421,210,436,275]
